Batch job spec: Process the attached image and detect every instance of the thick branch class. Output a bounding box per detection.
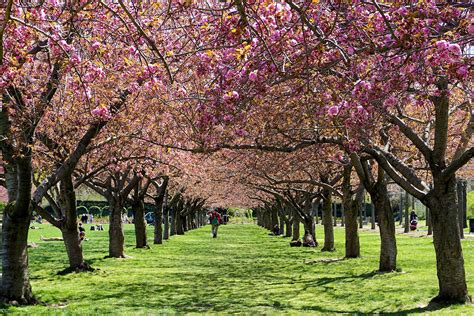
[442,147,474,180]
[389,115,432,162]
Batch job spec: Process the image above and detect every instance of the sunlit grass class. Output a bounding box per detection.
[2,223,474,314]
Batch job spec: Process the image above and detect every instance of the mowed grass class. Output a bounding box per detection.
[2,223,474,314]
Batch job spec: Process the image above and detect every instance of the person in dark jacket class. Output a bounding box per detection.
[272,224,280,236]
[209,210,222,238]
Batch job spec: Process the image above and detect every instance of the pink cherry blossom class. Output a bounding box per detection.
[328,106,339,116]
[469,23,474,35]
[91,41,101,50]
[436,40,449,50]
[249,70,258,82]
[91,107,112,120]
[457,66,468,78]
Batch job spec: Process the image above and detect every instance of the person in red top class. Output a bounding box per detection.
[209,210,222,238]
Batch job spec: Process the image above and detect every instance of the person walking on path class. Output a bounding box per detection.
[209,210,223,238]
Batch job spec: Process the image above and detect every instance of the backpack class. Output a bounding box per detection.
[211,216,219,225]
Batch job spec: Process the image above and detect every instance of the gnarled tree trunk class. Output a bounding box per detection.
[1,157,35,304]
[371,182,397,272]
[154,202,163,244]
[291,219,300,241]
[133,199,147,248]
[1,212,34,304]
[322,187,335,252]
[109,199,126,258]
[62,228,85,269]
[429,176,469,303]
[59,173,89,270]
[163,206,170,239]
[285,218,292,237]
[344,203,359,258]
[279,214,285,235]
[303,215,317,247]
[169,208,176,236]
[342,166,360,258]
[176,214,184,235]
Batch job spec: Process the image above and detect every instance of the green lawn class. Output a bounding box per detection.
[2,223,474,314]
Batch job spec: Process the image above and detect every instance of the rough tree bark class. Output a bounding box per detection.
[371,181,397,272]
[351,153,396,272]
[279,214,285,235]
[457,180,465,239]
[133,198,147,248]
[1,210,34,304]
[321,183,335,252]
[291,218,300,241]
[342,166,360,258]
[176,214,184,235]
[59,173,89,270]
[428,176,469,303]
[109,199,126,258]
[285,218,292,237]
[169,207,176,236]
[404,191,410,233]
[370,203,376,230]
[426,206,433,236]
[163,205,170,240]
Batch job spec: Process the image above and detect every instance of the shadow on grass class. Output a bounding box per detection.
[304,257,347,264]
[299,300,453,315]
[307,271,379,287]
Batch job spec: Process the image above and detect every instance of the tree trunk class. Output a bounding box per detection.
[344,199,360,258]
[355,189,365,229]
[322,191,335,252]
[457,180,465,239]
[61,227,86,269]
[271,208,279,228]
[163,207,170,239]
[370,203,376,230]
[303,215,317,246]
[182,215,188,232]
[291,219,300,241]
[176,214,184,235]
[404,191,410,233]
[333,203,337,226]
[429,177,469,303]
[154,200,163,244]
[285,219,292,237]
[371,184,397,272]
[427,206,433,235]
[109,200,126,258]
[169,208,176,236]
[133,199,147,248]
[311,200,319,226]
[265,212,272,230]
[341,204,345,227]
[279,214,285,235]
[399,191,404,226]
[1,213,35,304]
[60,173,89,270]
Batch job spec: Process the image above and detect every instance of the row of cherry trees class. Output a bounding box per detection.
[0,0,472,306]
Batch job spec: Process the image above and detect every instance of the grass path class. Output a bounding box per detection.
[3,224,474,314]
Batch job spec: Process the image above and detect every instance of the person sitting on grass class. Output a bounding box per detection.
[302,231,316,247]
[79,222,86,241]
[272,224,280,236]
